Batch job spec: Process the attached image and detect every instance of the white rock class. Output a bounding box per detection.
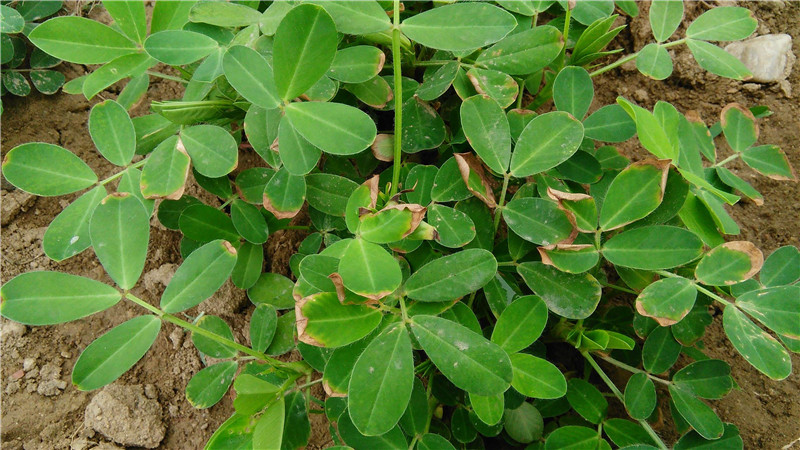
[725,34,795,83]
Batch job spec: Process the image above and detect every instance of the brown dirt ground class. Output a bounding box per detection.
[1,2,799,449]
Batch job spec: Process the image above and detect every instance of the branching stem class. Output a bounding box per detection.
[97,159,147,186]
[493,173,511,234]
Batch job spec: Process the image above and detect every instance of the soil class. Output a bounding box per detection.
[1,2,799,449]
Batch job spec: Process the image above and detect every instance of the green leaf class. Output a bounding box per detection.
[160,240,238,313]
[359,206,423,244]
[401,96,446,153]
[273,4,337,101]
[233,374,281,415]
[2,143,96,196]
[517,262,601,320]
[721,103,757,152]
[673,359,734,399]
[144,30,218,65]
[180,125,237,178]
[285,101,376,156]
[736,286,800,339]
[686,39,751,80]
[417,61,459,101]
[571,0,614,25]
[0,4,24,33]
[263,167,306,219]
[553,66,594,120]
[538,244,599,274]
[603,419,656,447]
[253,397,285,450]
[231,242,263,290]
[510,353,567,399]
[675,423,743,450]
[491,295,548,354]
[88,100,136,166]
[223,45,280,109]
[248,273,295,309]
[179,204,239,243]
[510,111,584,177]
[157,196,200,230]
[405,165,438,206]
[624,373,657,420]
[405,249,497,302]
[761,246,800,287]
[566,378,607,424]
[418,433,456,450]
[636,277,697,326]
[686,7,756,41]
[503,197,574,246]
[460,94,511,174]
[470,392,504,426]
[188,1,261,27]
[429,204,476,249]
[338,413,407,449]
[642,325,682,373]
[715,167,762,205]
[299,292,382,347]
[741,145,796,181]
[250,304,278,353]
[649,0,683,42]
[338,239,402,299]
[42,186,106,261]
[192,315,237,358]
[476,25,563,75]
[431,157,472,203]
[72,315,161,390]
[0,272,121,326]
[90,193,149,290]
[308,0,391,35]
[30,69,66,95]
[103,0,147,43]
[600,160,668,230]
[231,199,268,244]
[349,324,414,436]
[186,361,237,409]
[140,136,190,199]
[695,241,763,286]
[616,97,676,159]
[1,70,30,97]
[151,0,196,34]
[400,378,429,435]
[636,43,673,80]
[466,68,518,109]
[410,315,512,395]
[266,310,296,356]
[504,402,543,444]
[583,104,636,143]
[29,16,138,64]
[603,225,704,270]
[205,413,255,449]
[669,385,724,440]
[328,46,385,84]
[236,167,274,204]
[306,173,358,216]
[400,3,515,51]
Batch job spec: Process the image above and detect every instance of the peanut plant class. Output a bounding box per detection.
[2,1,799,449]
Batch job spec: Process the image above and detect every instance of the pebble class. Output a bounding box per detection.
[84,384,165,449]
[22,358,35,371]
[725,34,795,83]
[2,321,27,338]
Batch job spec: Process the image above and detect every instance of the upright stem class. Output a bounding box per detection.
[493,173,511,234]
[582,352,668,450]
[124,293,310,375]
[389,0,403,198]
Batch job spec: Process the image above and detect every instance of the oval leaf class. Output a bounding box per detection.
[603,226,704,270]
[405,249,497,302]
[2,143,97,196]
[285,101,377,156]
[400,3,516,51]
[510,111,584,177]
[160,240,238,313]
[517,262,601,320]
[90,193,150,290]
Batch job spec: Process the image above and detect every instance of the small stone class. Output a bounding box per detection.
[24,368,39,379]
[38,379,65,396]
[725,34,795,83]
[2,321,27,338]
[11,369,24,380]
[144,384,157,399]
[5,381,20,394]
[168,404,179,417]
[84,384,165,449]
[22,358,36,371]
[61,351,71,358]
[633,89,649,103]
[168,328,184,349]
[25,382,38,393]
[0,190,35,226]
[70,438,89,450]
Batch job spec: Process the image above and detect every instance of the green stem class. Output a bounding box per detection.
[493,173,511,234]
[124,293,310,374]
[97,159,148,186]
[560,5,571,69]
[389,0,403,198]
[713,153,740,167]
[655,271,733,307]
[146,70,188,84]
[408,435,420,450]
[294,378,323,391]
[532,11,538,27]
[497,261,519,267]
[399,296,409,322]
[515,78,525,109]
[599,281,638,295]
[413,60,450,67]
[597,354,672,386]
[217,198,233,210]
[582,352,669,450]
